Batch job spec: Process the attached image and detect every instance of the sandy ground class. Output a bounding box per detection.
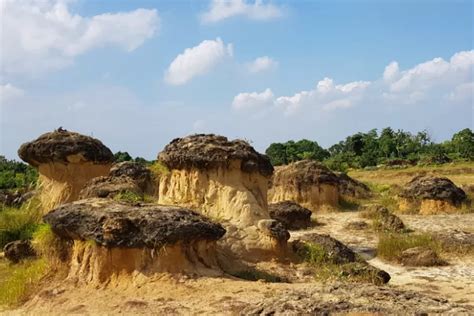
[4,212,473,315]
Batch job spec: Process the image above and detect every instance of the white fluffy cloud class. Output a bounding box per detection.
[247,56,278,73]
[0,84,25,105]
[201,0,283,23]
[165,38,233,85]
[1,0,159,75]
[233,50,474,114]
[232,88,274,110]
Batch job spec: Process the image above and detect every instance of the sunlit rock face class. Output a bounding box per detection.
[398,175,467,215]
[18,129,114,212]
[156,134,290,260]
[269,160,340,212]
[44,199,226,284]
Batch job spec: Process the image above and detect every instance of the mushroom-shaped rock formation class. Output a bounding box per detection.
[157,134,291,260]
[335,172,371,199]
[18,129,114,211]
[398,176,467,215]
[268,201,312,230]
[44,199,226,283]
[269,160,340,212]
[78,176,142,199]
[110,161,155,194]
[157,134,273,226]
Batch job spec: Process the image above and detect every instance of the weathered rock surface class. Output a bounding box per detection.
[158,134,273,176]
[335,172,371,199]
[399,246,446,267]
[268,201,312,230]
[4,240,36,263]
[44,199,226,248]
[269,160,340,211]
[257,219,290,242]
[18,128,114,167]
[109,162,154,193]
[296,233,356,264]
[400,175,466,204]
[78,176,142,199]
[362,204,406,232]
[344,220,369,230]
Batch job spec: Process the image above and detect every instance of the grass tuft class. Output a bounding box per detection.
[148,161,169,178]
[0,200,42,248]
[113,190,143,203]
[377,232,440,262]
[32,224,70,266]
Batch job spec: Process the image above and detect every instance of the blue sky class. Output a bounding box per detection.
[1,0,473,160]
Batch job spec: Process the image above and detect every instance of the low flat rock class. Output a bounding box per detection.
[158,134,273,176]
[268,201,312,230]
[18,129,113,167]
[399,175,466,204]
[44,199,226,248]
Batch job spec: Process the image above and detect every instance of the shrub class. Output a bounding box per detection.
[148,161,169,178]
[113,191,143,203]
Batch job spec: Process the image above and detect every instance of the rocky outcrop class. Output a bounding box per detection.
[156,134,288,261]
[109,162,154,194]
[293,234,390,285]
[4,240,36,263]
[18,129,114,211]
[0,189,35,207]
[78,176,142,199]
[335,172,371,199]
[399,176,467,214]
[268,160,340,212]
[268,201,312,230]
[44,199,226,283]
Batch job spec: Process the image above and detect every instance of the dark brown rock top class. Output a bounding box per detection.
[399,175,466,204]
[44,199,226,248]
[297,233,357,264]
[268,201,312,230]
[78,176,142,199]
[271,160,340,187]
[18,129,114,167]
[110,161,154,193]
[158,134,273,177]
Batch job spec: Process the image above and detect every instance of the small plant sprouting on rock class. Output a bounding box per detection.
[113,190,143,203]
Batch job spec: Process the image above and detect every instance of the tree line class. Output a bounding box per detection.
[265,128,474,171]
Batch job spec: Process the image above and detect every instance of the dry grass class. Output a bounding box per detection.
[0,258,47,307]
[377,233,441,262]
[349,162,474,187]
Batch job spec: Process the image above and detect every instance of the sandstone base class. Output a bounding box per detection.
[398,198,459,215]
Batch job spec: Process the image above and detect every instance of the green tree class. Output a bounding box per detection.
[114,151,133,162]
[450,128,474,160]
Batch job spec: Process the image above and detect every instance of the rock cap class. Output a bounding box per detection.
[44,199,226,248]
[158,134,273,176]
[272,160,340,187]
[399,175,466,204]
[18,128,114,167]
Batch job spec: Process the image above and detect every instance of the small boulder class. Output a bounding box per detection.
[4,240,36,263]
[268,201,312,230]
[345,221,369,230]
[257,219,290,243]
[362,204,406,232]
[297,233,356,264]
[399,247,446,267]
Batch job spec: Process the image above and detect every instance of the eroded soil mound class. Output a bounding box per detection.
[44,199,226,247]
[110,162,154,193]
[335,172,371,199]
[158,134,273,176]
[268,201,312,230]
[271,160,340,187]
[18,128,113,167]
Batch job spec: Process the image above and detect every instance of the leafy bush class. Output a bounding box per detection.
[0,156,38,190]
